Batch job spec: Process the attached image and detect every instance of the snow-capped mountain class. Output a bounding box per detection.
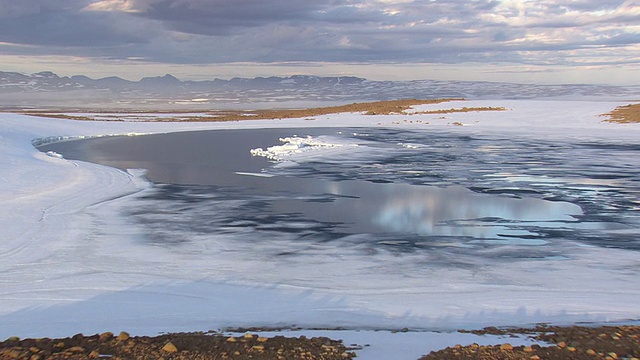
[1,70,638,110]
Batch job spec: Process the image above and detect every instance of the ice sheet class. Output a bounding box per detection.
[1,100,639,359]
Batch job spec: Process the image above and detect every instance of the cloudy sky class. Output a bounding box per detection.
[1,0,638,84]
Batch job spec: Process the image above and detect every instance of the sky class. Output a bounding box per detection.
[0,0,639,84]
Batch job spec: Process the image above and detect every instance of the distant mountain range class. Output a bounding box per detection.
[1,70,638,111]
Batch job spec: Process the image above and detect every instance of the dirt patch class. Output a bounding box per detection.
[602,103,640,123]
[0,331,356,360]
[422,325,640,360]
[411,106,508,115]
[23,98,465,122]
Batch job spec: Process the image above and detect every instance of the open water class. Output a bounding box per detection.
[39,127,640,261]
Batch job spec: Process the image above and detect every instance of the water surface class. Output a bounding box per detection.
[40,127,639,257]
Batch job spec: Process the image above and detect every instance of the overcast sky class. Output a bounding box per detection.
[0,0,638,84]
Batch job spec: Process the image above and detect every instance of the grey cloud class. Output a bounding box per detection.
[0,0,638,69]
[0,11,148,47]
[312,5,394,25]
[132,0,343,35]
[0,0,83,18]
[0,0,153,47]
[564,0,628,12]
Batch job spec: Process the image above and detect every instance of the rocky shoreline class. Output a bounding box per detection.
[2,325,639,360]
[423,325,640,360]
[0,331,356,360]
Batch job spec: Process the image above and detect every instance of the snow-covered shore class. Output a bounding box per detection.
[1,99,639,359]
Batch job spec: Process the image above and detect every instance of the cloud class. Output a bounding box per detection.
[124,0,342,35]
[0,0,638,73]
[0,0,153,47]
[84,0,140,13]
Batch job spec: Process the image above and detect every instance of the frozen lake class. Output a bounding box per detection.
[4,99,639,346]
[40,127,639,257]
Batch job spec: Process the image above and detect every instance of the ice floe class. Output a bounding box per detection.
[250,135,359,161]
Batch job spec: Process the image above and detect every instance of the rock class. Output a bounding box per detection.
[117,331,130,341]
[586,349,597,355]
[499,343,513,351]
[523,346,534,352]
[4,349,22,359]
[257,337,269,342]
[529,356,541,360]
[226,337,237,342]
[557,341,567,348]
[99,332,113,342]
[161,342,178,353]
[67,346,85,353]
[252,345,265,351]
[89,350,100,358]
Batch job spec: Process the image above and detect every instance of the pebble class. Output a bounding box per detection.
[99,332,114,342]
[4,350,21,359]
[117,331,130,341]
[499,343,513,351]
[67,346,85,353]
[162,342,178,353]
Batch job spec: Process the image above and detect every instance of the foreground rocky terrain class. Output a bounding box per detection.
[2,325,639,359]
[0,331,356,360]
[423,325,640,360]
